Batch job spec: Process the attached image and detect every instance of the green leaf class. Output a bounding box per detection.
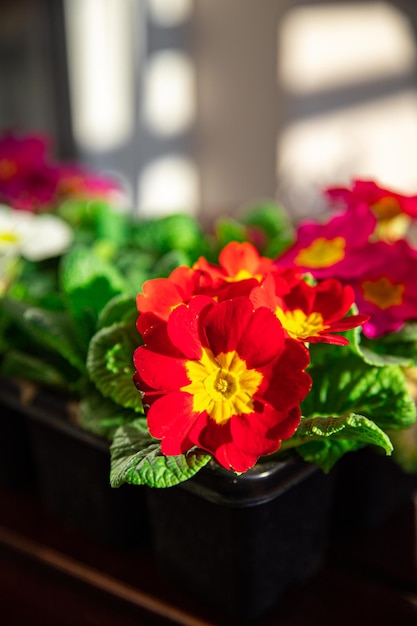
[113,249,155,292]
[0,350,69,388]
[152,249,191,278]
[242,199,293,237]
[303,352,416,431]
[57,198,97,232]
[94,204,130,246]
[295,413,393,450]
[241,200,295,257]
[60,246,127,342]
[355,322,417,368]
[296,439,365,473]
[79,390,140,440]
[6,258,62,308]
[282,413,393,473]
[58,199,130,247]
[215,218,247,249]
[87,321,142,411]
[132,213,206,256]
[110,420,211,488]
[357,344,414,368]
[1,298,86,372]
[97,294,137,330]
[61,246,127,298]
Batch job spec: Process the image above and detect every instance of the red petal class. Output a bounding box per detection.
[215,277,259,301]
[203,296,254,355]
[250,273,280,312]
[197,421,259,472]
[327,313,369,332]
[307,334,349,346]
[237,306,285,368]
[267,405,302,442]
[136,315,184,357]
[314,280,355,322]
[167,295,214,359]
[147,391,196,453]
[134,346,188,391]
[219,241,265,277]
[136,311,162,337]
[203,297,285,367]
[218,443,259,473]
[136,278,183,318]
[284,280,315,314]
[230,406,284,456]
[262,340,311,410]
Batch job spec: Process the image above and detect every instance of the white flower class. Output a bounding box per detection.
[0,204,73,261]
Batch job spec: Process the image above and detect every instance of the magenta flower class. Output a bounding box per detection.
[0,132,50,181]
[276,204,377,280]
[0,131,125,211]
[0,132,59,212]
[0,166,61,212]
[325,179,417,241]
[325,179,417,219]
[348,239,417,338]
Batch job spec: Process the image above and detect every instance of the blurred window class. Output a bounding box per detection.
[277,2,417,218]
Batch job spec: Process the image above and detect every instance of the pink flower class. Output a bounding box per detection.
[276,205,377,280]
[325,179,417,241]
[0,167,61,212]
[325,179,417,219]
[0,132,59,212]
[0,132,50,181]
[0,131,125,211]
[348,239,417,338]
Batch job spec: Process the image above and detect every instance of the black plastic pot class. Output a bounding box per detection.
[1,378,149,548]
[331,446,417,536]
[0,376,38,491]
[146,455,336,620]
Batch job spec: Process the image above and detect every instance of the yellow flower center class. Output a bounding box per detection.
[0,159,17,180]
[295,237,346,268]
[225,269,263,283]
[276,308,327,340]
[0,231,19,245]
[181,347,263,425]
[370,197,409,241]
[371,197,401,221]
[361,276,404,309]
[375,214,410,242]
